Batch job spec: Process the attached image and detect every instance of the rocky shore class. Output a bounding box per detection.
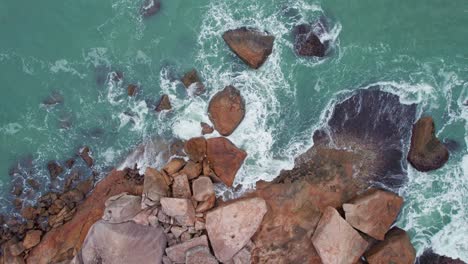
[0,24,461,264]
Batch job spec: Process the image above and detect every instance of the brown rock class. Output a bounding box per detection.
[311,206,368,264]
[1,240,25,264]
[47,161,64,179]
[23,230,42,249]
[181,69,205,96]
[103,193,142,223]
[417,249,466,264]
[76,176,94,195]
[65,158,75,169]
[142,168,170,208]
[407,116,449,171]
[163,158,186,175]
[27,170,143,263]
[206,137,247,187]
[179,161,202,180]
[166,235,209,263]
[26,178,40,190]
[201,122,214,135]
[9,241,25,256]
[140,0,161,18]
[184,137,207,162]
[192,176,215,202]
[202,159,211,176]
[196,195,216,213]
[156,94,172,112]
[293,23,327,57]
[206,197,267,262]
[172,174,192,199]
[208,86,245,136]
[343,188,404,240]
[186,246,219,264]
[222,27,275,69]
[127,84,138,96]
[365,227,416,264]
[61,188,84,204]
[21,206,35,220]
[160,197,196,226]
[79,146,94,167]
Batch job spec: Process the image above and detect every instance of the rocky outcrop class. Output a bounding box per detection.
[181,69,205,96]
[156,94,172,112]
[184,137,207,162]
[293,23,327,57]
[79,146,94,167]
[140,0,161,18]
[417,249,466,264]
[206,137,247,187]
[142,168,170,208]
[223,27,275,69]
[407,116,449,171]
[205,197,267,262]
[208,86,245,136]
[343,188,404,240]
[365,227,416,264]
[47,161,64,179]
[312,206,368,264]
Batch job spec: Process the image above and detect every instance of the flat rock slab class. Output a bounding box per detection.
[223,27,274,69]
[208,86,245,136]
[102,193,142,224]
[312,206,368,264]
[142,168,170,207]
[166,235,209,263]
[343,188,404,240]
[365,227,416,264]
[206,137,247,187]
[186,246,219,264]
[161,197,196,226]
[206,197,267,262]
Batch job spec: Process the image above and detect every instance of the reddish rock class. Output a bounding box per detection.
[222,27,275,69]
[79,146,94,167]
[163,158,186,175]
[76,176,94,195]
[65,158,75,169]
[365,227,416,264]
[47,161,64,179]
[23,230,42,249]
[140,0,161,18]
[166,235,209,263]
[208,86,245,136]
[181,69,205,96]
[172,174,192,199]
[408,117,449,171]
[1,240,25,264]
[201,122,214,135]
[156,94,172,112]
[184,137,207,162]
[160,197,196,226]
[343,188,404,240]
[61,188,84,204]
[27,170,143,263]
[293,23,326,57]
[417,249,466,264]
[206,137,247,187]
[127,84,138,96]
[142,168,170,208]
[312,206,368,264]
[179,161,202,180]
[9,241,25,256]
[206,197,267,262]
[102,193,142,224]
[21,206,35,220]
[186,246,218,264]
[196,195,216,213]
[192,176,215,202]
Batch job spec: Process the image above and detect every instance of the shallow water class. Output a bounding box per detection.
[0,0,467,260]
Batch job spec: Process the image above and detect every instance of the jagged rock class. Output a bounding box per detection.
[206,137,247,187]
[78,220,166,264]
[407,116,449,171]
[208,86,245,136]
[163,158,186,175]
[47,161,64,179]
[365,227,416,264]
[179,161,202,180]
[140,0,161,18]
[79,146,94,167]
[196,195,216,213]
[343,188,404,240]
[23,230,42,249]
[142,168,170,208]
[172,174,192,199]
[166,235,209,263]
[184,137,207,162]
[416,249,466,264]
[223,27,275,69]
[206,197,267,262]
[186,246,219,264]
[293,23,326,57]
[156,94,172,112]
[311,207,368,264]
[161,198,196,226]
[192,176,215,202]
[102,193,142,223]
[201,122,214,135]
[127,84,138,96]
[181,69,205,96]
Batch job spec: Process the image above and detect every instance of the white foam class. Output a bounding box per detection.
[50,59,86,78]
[0,123,23,135]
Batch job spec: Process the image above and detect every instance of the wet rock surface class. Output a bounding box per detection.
[293,23,327,57]
[140,0,161,18]
[156,94,172,112]
[365,227,416,264]
[208,86,245,136]
[417,249,466,264]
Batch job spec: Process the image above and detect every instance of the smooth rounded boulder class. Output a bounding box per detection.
[407,116,449,171]
[208,86,245,136]
[222,27,275,69]
[365,227,416,264]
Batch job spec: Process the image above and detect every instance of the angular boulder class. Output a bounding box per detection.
[156,94,172,112]
[179,161,202,179]
[407,116,449,171]
[160,197,196,226]
[293,23,327,57]
[172,174,192,199]
[223,27,275,69]
[343,188,404,240]
[102,193,142,223]
[192,176,215,202]
[311,206,368,264]
[186,246,219,264]
[206,137,247,187]
[166,235,209,263]
[184,137,207,162]
[205,197,267,262]
[365,227,416,264]
[142,168,170,208]
[23,230,42,249]
[79,146,94,167]
[208,86,245,136]
[163,158,186,175]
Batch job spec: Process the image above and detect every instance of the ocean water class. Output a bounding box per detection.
[0,0,467,260]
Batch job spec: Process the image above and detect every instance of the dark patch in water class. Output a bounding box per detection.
[42,90,64,106]
[140,0,161,18]
[416,249,466,264]
[94,65,111,86]
[443,138,461,153]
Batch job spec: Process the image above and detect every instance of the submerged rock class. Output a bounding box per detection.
[42,90,64,106]
[47,161,64,179]
[365,227,416,264]
[293,23,327,57]
[208,86,245,136]
[407,116,449,172]
[127,84,139,96]
[79,146,93,168]
[223,27,275,69]
[416,249,466,264]
[155,94,172,112]
[181,69,205,96]
[140,0,161,18]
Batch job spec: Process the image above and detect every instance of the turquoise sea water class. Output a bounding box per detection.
[1,0,467,260]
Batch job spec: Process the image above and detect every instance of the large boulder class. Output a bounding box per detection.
[223,27,275,69]
[343,188,404,240]
[160,197,196,226]
[407,116,449,171]
[208,86,245,136]
[184,137,207,162]
[206,137,247,187]
[205,197,267,262]
[77,220,166,264]
[102,193,142,223]
[142,168,170,208]
[166,235,209,263]
[312,206,368,264]
[365,227,416,264]
[293,23,327,57]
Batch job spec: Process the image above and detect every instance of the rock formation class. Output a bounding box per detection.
[293,23,327,57]
[365,227,416,264]
[208,86,245,136]
[156,94,172,112]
